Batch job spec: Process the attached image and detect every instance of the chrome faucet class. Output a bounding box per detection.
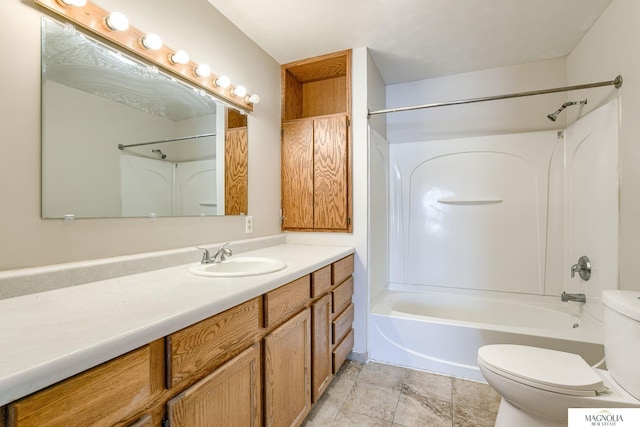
[197,242,232,264]
[561,292,586,303]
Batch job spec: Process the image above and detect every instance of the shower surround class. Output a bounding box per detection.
[369,99,620,379]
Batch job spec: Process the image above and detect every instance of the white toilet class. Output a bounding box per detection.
[478,290,640,427]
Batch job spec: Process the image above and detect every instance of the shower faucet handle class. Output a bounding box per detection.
[570,255,591,281]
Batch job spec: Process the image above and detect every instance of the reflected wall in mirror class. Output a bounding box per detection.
[41,18,248,218]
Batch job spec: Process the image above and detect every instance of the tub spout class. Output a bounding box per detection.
[561,292,586,303]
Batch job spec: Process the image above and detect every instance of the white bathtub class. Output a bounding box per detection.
[369,290,604,381]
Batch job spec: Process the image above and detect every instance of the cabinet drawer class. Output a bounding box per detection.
[311,265,332,298]
[333,328,354,374]
[332,276,353,315]
[264,275,311,328]
[332,254,354,285]
[8,342,162,427]
[332,303,354,346]
[166,298,260,389]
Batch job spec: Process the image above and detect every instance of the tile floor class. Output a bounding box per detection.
[303,360,501,427]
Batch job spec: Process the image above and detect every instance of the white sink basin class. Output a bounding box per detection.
[188,256,287,278]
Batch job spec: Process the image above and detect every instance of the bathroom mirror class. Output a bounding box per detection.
[41,18,248,218]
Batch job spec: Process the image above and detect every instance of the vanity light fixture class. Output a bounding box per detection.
[231,85,247,98]
[245,94,260,105]
[57,0,87,6]
[194,64,211,78]
[34,0,256,112]
[104,11,129,31]
[140,33,162,50]
[169,50,190,65]
[214,75,231,88]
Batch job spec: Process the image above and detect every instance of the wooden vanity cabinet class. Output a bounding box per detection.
[281,50,352,233]
[3,254,354,427]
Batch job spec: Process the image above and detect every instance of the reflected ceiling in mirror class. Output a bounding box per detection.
[41,18,248,219]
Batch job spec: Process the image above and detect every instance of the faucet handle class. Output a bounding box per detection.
[218,242,232,261]
[570,255,591,281]
[196,247,210,264]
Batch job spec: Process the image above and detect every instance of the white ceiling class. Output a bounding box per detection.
[207,0,612,85]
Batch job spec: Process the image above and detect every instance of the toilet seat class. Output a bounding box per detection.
[478,344,606,397]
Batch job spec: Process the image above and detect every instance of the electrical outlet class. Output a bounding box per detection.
[245,215,253,233]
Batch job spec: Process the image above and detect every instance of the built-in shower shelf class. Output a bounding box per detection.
[436,199,503,205]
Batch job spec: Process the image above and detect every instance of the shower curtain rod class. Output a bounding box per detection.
[117,132,216,150]
[367,75,623,117]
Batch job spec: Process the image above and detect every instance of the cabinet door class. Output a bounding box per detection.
[312,293,332,402]
[264,308,311,427]
[313,115,348,230]
[282,120,314,229]
[167,343,261,427]
[225,127,248,215]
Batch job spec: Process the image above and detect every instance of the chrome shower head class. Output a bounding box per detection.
[546,99,587,122]
[152,149,167,159]
[547,110,561,122]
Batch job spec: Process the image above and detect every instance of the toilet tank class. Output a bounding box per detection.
[602,290,640,400]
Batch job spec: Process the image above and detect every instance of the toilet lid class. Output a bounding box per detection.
[478,344,606,397]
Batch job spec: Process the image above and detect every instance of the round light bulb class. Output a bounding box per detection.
[105,12,129,31]
[140,33,162,50]
[246,94,261,105]
[194,64,211,78]
[169,50,190,65]
[232,85,247,98]
[214,75,231,88]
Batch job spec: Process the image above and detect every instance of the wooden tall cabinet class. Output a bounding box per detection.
[281,50,352,232]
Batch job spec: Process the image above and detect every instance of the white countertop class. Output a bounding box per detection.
[0,243,354,406]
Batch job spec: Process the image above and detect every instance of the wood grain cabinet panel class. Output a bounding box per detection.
[128,415,153,427]
[332,254,354,286]
[332,276,354,316]
[225,127,249,215]
[8,341,163,427]
[264,308,312,427]
[313,116,349,230]
[282,120,314,229]
[311,293,332,403]
[311,265,332,298]
[264,275,311,328]
[166,298,260,389]
[167,343,261,427]
[333,329,354,374]
[332,303,354,346]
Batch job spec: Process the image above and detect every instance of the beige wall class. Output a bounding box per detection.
[0,0,281,270]
[385,58,569,144]
[567,0,640,291]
